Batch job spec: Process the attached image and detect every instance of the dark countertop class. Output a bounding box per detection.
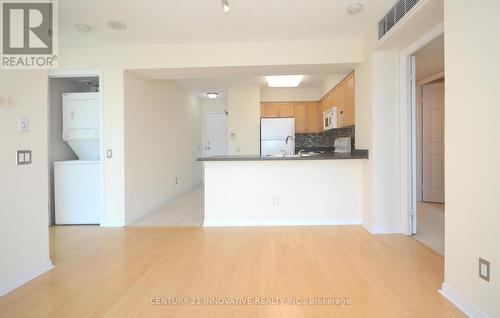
[197,149,368,162]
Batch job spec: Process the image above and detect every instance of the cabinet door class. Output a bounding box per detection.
[277,103,295,117]
[337,106,346,128]
[336,82,346,127]
[306,103,322,133]
[344,73,355,126]
[294,103,307,133]
[261,103,279,117]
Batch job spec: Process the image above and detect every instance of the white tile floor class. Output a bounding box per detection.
[129,185,204,227]
[415,201,444,255]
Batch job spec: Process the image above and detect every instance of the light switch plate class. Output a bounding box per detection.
[17,150,32,165]
[18,117,30,133]
[106,149,113,158]
[479,258,490,281]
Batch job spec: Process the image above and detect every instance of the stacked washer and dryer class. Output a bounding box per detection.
[54,92,101,225]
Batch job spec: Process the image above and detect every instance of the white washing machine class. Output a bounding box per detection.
[54,92,101,225]
[54,160,100,224]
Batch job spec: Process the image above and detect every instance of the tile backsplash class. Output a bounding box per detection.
[295,125,355,150]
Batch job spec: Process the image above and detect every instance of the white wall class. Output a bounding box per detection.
[200,98,227,113]
[354,30,401,234]
[260,87,320,102]
[227,86,261,155]
[48,79,90,224]
[0,70,53,296]
[319,74,350,98]
[443,0,500,315]
[204,160,363,226]
[124,72,202,224]
[58,38,363,225]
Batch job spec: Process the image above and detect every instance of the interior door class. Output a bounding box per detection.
[204,113,228,157]
[422,82,445,203]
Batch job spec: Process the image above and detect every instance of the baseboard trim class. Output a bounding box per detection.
[0,260,54,296]
[100,221,125,227]
[439,283,489,318]
[203,219,362,227]
[362,223,401,234]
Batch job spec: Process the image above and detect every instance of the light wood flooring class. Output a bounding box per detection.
[129,185,204,227]
[0,225,463,317]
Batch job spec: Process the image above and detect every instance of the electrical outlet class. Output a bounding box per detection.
[175,177,179,185]
[272,195,280,207]
[479,258,490,282]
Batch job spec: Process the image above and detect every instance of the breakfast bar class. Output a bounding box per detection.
[198,150,368,227]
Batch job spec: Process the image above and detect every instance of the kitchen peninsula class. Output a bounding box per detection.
[198,150,368,227]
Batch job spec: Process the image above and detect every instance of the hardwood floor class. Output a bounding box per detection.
[129,186,204,227]
[0,226,463,317]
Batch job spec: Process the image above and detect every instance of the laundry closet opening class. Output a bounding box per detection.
[48,75,103,226]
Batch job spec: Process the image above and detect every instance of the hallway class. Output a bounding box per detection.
[415,202,444,255]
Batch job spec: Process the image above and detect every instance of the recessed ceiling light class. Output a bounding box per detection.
[347,3,363,15]
[222,0,230,13]
[75,23,92,33]
[206,92,219,99]
[267,75,304,88]
[106,21,127,30]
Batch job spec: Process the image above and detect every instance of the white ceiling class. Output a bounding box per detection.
[174,74,330,99]
[59,0,395,48]
[128,64,355,99]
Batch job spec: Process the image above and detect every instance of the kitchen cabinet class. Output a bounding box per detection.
[260,72,355,132]
[293,103,307,133]
[306,103,322,133]
[319,72,355,128]
[260,101,320,133]
[261,103,279,117]
[344,73,355,127]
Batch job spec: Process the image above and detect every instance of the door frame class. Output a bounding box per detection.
[47,69,105,226]
[201,111,228,157]
[399,24,444,235]
[416,71,444,202]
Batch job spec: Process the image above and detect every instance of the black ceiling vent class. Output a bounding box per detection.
[378,0,421,39]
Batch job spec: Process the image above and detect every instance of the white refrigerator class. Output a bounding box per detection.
[260,118,295,156]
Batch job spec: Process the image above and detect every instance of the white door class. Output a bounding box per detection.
[422,82,445,203]
[203,113,228,156]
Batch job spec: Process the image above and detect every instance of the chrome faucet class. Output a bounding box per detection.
[285,135,294,144]
[280,150,287,157]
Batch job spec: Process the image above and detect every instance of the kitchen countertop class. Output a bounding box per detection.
[197,149,368,162]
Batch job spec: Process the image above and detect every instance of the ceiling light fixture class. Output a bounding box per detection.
[206,92,219,99]
[222,0,230,13]
[106,21,127,30]
[267,75,304,88]
[75,23,92,33]
[346,3,363,15]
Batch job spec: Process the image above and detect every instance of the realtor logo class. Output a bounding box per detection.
[1,0,58,68]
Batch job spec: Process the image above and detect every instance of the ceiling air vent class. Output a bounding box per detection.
[378,0,421,39]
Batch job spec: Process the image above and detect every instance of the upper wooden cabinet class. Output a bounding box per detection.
[319,72,355,128]
[260,72,355,131]
[260,103,279,117]
[344,73,355,127]
[261,101,321,133]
